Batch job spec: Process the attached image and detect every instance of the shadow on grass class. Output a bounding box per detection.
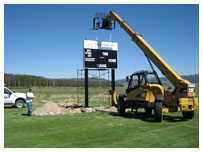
[163,115,187,122]
[21,114,29,116]
[109,111,155,122]
[4,106,14,109]
[108,111,188,123]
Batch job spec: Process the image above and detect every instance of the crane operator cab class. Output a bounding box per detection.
[118,71,165,122]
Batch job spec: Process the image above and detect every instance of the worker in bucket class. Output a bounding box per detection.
[26,87,34,116]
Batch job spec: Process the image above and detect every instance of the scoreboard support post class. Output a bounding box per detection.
[83,40,118,107]
[111,69,115,106]
[85,68,88,107]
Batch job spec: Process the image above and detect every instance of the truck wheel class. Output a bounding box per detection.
[118,96,125,116]
[145,108,152,114]
[15,99,25,108]
[154,102,163,122]
[182,111,194,119]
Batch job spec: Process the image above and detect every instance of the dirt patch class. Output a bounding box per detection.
[95,106,117,112]
[33,102,81,116]
[33,102,118,116]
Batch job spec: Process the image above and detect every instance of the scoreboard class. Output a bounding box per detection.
[83,40,118,69]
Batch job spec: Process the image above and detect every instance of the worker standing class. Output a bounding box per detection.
[26,88,34,116]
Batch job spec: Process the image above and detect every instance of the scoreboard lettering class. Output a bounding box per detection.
[83,40,118,69]
[84,49,117,69]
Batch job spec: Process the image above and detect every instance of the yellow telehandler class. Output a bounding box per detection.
[93,11,199,122]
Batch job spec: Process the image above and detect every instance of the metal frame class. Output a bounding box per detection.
[76,69,111,107]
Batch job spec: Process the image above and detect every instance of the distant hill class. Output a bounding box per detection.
[182,74,199,84]
[4,73,198,88]
[4,73,122,88]
[160,74,199,89]
[116,74,199,88]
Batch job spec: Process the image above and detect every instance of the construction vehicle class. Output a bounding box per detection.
[93,11,199,122]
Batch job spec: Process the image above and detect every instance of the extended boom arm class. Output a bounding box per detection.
[105,11,186,88]
[93,11,198,116]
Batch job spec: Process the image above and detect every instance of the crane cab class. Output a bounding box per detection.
[118,71,165,122]
[126,71,164,102]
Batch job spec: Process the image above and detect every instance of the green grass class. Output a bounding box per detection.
[5,104,199,148]
[5,87,199,148]
[9,86,115,107]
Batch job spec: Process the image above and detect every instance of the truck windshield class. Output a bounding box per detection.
[146,74,159,84]
[4,88,11,94]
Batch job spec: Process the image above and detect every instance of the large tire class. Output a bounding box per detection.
[15,99,25,108]
[182,111,194,119]
[118,96,125,116]
[154,102,163,122]
[145,108,152,115]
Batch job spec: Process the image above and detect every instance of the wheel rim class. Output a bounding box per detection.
[17,102,23,108]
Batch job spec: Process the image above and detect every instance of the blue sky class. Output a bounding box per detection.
[4,4,199,79]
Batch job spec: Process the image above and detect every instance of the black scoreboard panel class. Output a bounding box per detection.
[84,48,117,69]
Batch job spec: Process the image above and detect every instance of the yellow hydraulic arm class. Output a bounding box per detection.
[105,11,188,89]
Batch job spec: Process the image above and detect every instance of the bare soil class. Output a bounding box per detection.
[33,101,118,116]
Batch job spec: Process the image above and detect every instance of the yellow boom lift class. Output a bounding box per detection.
[93,11,199,122]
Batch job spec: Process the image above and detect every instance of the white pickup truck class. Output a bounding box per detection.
[4,87,26,108]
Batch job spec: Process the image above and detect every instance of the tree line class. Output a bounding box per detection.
[4,73,122,88]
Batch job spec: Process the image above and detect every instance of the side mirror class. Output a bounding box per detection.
[126,76,129,82]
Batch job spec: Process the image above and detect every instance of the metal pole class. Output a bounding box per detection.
[85,68,88,107]
[103,70,105,104]
[99,70,101,106]
[77,69,78,104]
[111,69,115,106]
[108,69,110,106]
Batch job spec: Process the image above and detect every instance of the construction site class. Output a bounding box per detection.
[4,4,199,149]
[26,10,199,122]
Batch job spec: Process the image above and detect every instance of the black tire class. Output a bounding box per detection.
[15,99,25,108]
[182,111,194,119]
[145,108,152,114]
[118,96,125,116]
[154,101,163,122]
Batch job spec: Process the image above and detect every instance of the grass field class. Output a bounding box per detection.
[4,87,199,148]
[9,87,118,106]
